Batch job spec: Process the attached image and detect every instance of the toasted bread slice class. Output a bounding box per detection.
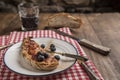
[47,13,82,28]
[39,13,82,29]
[20,37,59,71]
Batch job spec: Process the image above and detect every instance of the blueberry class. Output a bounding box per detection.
[54,55,60,61]
[50,47,56,52]
[43,53,49,58]
[36,51,43,56]
[40,44,45,48]
[36,55,45,62]
[50,44,56,52]
[50,44,55,48]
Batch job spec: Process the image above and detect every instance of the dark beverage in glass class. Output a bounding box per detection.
[18,2,39,31]
[21,16,38,30]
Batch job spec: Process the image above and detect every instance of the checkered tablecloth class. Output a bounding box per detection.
[0,27,104,80]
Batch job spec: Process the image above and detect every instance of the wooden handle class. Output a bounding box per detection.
[79,39,111,56]
[81,62,100,80]
[78,60,99,80]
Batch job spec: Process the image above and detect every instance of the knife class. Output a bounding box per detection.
[78,60,100,80]
[45,28,111,56]
[0,43,14,50]
[47,50,99,80]
[46,50,88,62]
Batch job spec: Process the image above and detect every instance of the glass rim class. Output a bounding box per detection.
[18,2,39,8]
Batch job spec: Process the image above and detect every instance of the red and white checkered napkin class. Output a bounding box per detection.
[0,27,104,80]
[0,35,9,65]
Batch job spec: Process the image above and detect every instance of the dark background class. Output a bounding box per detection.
[0,0,120,13]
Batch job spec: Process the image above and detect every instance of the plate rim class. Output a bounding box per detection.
[3,37,78,76]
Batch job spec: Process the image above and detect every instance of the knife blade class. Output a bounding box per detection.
[46,50,88,62]
[46,28,111,56]
[0,43,14,50]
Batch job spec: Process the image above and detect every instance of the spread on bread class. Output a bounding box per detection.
[20,37,59,71]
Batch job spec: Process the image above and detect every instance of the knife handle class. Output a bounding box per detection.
[79,39,111,56]
[79,62,100,80]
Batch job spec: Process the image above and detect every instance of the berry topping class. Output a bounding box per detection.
[43,53,49,58]
[37,51,43,56]
[36,55,45,62]
[50,47,56,52]
[50,44,56,52]
[54,55,60,61]
[50,44,55,48]
[40,44,45,48]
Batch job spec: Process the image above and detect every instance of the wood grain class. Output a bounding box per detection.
[86,13,120,80]
[0,13,120,80]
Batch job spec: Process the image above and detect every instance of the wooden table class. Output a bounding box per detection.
[0,13,120,80]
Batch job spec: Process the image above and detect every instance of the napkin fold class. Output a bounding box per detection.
[0,27,104,80]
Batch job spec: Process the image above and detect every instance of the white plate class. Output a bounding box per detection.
[3,38,77,76]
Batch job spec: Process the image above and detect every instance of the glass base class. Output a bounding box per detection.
[21,26,38,31]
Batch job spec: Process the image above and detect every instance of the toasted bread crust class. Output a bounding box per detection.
[20,37,59,71]
[39,13,82,29]
[47,13,82,28]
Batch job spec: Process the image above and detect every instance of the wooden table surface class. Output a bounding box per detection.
[0,13,120,80]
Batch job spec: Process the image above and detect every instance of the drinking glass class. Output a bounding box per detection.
[18,2,39,31]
